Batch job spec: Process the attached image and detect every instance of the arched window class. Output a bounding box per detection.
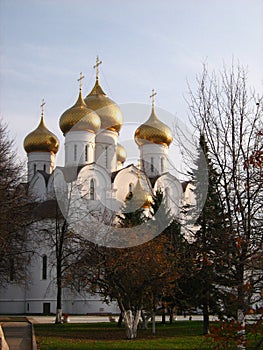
[105,146,108,168]
[9,258,15,281]
[85,145,88,162]
[74,144,77,161]
[90,179,95,200]
[42,255,47,280]
[129,183,133,193]
[151,157,154,173]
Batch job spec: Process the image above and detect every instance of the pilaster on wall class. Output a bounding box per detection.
[64,130,96,167]
[27,152,55,182]
[139,143,169,177]
[95,129,118,173]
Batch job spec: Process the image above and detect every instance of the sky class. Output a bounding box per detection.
[0,0,262,174]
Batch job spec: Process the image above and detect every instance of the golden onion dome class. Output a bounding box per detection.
[59,90,101,135]
[24,114,59,154]
[84,78,123,133]
[117,143,127,163]
[134,108,173,147]
[128,178,152,209]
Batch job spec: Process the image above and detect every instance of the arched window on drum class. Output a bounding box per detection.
[90,178,95,200]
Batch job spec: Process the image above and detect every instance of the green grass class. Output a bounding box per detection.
[34,319,263,350]
[34,321,215,350]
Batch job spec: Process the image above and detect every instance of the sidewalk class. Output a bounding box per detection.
[1,320,32,350]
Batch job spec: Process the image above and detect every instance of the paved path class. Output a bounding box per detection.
[2,321,32,350]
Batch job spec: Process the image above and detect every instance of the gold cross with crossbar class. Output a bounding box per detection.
[77,72,85,90]
[40,99,45,116]
[93,56,102,80]
[150,89,157,109]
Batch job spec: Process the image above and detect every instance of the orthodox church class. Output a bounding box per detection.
[0,58,190,315]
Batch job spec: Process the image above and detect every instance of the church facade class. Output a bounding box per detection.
[0,59,190,315]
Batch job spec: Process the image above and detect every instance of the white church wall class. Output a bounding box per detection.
[64,130,96,167]
[113,165,139,203]
[140,143,169,177]
[154,173,183,217]
[95,130,118,172]
[27,152,55,182]
[28,172,47,201]
[76,164,111,207]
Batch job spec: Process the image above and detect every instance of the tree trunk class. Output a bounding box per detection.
[117,312,123,327]
[152,311,156,335]
[161,304,166,324]
[141,311,150,329]
[237,308,246,350]
[203,297,210,335]
[55,263,63,324]
[237,265,246,350]
[169,308,174,324]
[123,310,140,339]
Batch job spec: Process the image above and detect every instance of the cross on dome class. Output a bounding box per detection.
[40,99,45,117]
[150,89,157,110]
[93,55,102,80]
[77,72,85,91]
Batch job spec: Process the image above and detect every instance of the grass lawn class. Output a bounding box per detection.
[34,321,217,350]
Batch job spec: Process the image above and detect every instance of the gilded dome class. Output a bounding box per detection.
[24,115,59,154]
[59,91,101,135]
[127,178,152,209]
[117,143,126,163]
[134,108,173,147]
[84,79,123,133]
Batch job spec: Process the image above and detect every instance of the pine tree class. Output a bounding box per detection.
[117,191,147,228]
[187,133,228,334]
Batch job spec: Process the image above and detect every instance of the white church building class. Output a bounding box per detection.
[0,59,190,315]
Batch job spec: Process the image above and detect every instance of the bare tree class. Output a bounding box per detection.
[188,63,263,349]
[0,120,33,286]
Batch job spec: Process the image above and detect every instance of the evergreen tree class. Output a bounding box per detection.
[117,190,147,228]
[186,133,229,334]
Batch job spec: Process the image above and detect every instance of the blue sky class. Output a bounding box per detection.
[0,0,262,170]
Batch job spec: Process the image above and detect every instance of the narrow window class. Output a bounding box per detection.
[90,179,95,200]
[42,255,47,280]
[151,157,154,173]
[9,258,15,281]
[43,164,46,172]
[33,164,36,174]
[105,146,108,169]
[129,183,133,192]
[74,144,77,161]
[85,145,88,162]
[27,303,30,312]
[161,157,164,173]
